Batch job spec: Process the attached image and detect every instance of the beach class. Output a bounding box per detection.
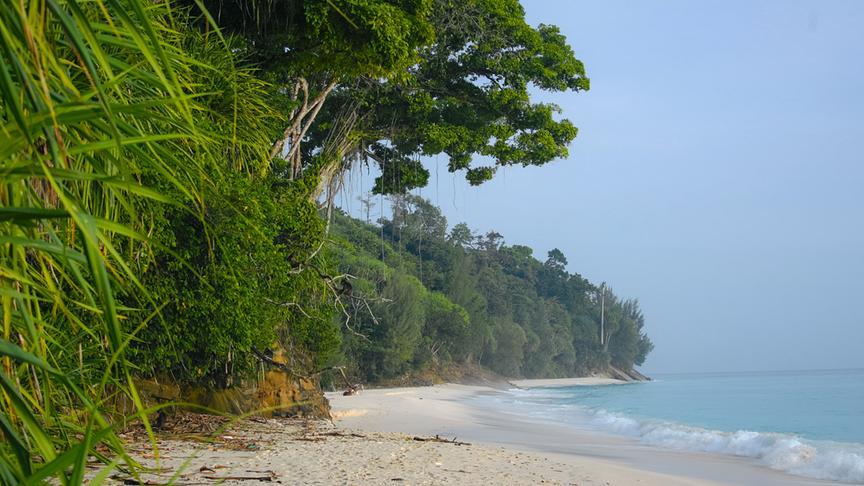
[113,415,711,485]
[108,378,844,485]
[327,380,837,485]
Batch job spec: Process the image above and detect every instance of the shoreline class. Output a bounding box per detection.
[104,377,846,485]
[328,379,840,485]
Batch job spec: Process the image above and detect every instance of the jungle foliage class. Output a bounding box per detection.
[331,196,653,382]
[0,0,649,483]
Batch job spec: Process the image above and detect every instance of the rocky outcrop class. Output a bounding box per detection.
[625,367,651,382]
[607,365,652,382]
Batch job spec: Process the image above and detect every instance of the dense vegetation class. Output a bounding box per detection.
[0,0,649,483]
[330,196,653,382]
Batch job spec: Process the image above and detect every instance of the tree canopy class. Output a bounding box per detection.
[319,0,590,193]
[188,0,434,80]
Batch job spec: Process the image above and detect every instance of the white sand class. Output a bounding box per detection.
[112,420,714,485]
[106,381,837,485]
[328,383,837,486]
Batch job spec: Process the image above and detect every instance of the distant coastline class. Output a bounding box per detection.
[508,366,651,388]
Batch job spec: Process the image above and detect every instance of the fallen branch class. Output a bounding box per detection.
[202,476,274,482]
[412,435,470,446]
[117,478,207,486]
[293,436,325,442]
[202,470,277,482]
[318,430,366,438]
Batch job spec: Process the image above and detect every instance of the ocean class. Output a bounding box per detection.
[486,369,864,483]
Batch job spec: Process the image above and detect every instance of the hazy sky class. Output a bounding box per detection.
[342,0,864,373]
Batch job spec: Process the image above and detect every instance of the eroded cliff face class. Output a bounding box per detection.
[131,372,329,419]
[128,344,330,420]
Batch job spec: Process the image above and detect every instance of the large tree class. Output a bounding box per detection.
[182,0,436,182]
[317,0,590,193]
[182,0,589,195]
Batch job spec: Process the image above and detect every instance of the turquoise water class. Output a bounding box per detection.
[496,369,864,482]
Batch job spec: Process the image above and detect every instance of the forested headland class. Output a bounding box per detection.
[332,198,653,383]
[1,0,650,482]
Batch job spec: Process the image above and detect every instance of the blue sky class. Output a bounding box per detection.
[341,0,864,373]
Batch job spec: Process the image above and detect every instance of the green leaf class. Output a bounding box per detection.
[0,208,70,223]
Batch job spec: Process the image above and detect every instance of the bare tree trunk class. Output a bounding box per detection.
[312,103,361,204]
[599,284,605,346]
[269,78,338,180]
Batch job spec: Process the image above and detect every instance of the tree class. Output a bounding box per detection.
[352,272,427,380]
[182,0,436,183]
[448,222,476,249]
[545,248,568,272]
[421,292,470,364]
[479,231,505,253]
[486,318,527,376]
[186,0,434,80]
[358,194,375,224]
[397,194,448,245]
[602,298,655,369]
[310,0,590,193]
[443,251,491,362]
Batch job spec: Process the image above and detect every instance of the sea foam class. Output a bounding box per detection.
[589,409,864,483]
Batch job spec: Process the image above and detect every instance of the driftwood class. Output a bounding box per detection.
[293,430,366,442]
[202,470,277,482]
[201,476,274,482]
[412,435,471,446]
[118,478,208,486]
[319,431,366,438]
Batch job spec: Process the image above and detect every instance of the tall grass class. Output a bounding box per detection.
[0,0,261,482]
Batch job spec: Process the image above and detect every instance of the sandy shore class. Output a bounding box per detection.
[109,417,712,486]
[328,380,838,485]
[107,378,838,485]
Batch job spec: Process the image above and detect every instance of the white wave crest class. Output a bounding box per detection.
[590,410,864,483]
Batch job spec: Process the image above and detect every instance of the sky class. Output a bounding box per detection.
[341,0,864,374]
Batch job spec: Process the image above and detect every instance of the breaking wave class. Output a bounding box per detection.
[589,409,864,483]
